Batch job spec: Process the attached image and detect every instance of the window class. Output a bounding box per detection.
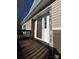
[37,18,42,38]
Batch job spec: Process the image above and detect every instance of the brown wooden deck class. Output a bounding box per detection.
[17,30,61,59]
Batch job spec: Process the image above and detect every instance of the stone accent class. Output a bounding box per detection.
[53,30,61,53]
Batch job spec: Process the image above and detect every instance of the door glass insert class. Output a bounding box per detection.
[44,17,47,29]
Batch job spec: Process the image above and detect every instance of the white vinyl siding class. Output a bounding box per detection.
[26,19,32,30]
[50,0,61,29]
[22,19,32,30]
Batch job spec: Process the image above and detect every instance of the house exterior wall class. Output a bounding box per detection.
[22,23,26,30]
[49,0,61,53]
[22,19,32,30]
[21,0,61,53]
[50,0,61,29]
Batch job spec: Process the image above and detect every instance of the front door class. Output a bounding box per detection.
[42,15,49,43]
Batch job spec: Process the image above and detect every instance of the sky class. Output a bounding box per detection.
[17,0,34,22]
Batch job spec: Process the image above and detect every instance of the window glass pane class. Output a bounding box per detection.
[37,18,42,38]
